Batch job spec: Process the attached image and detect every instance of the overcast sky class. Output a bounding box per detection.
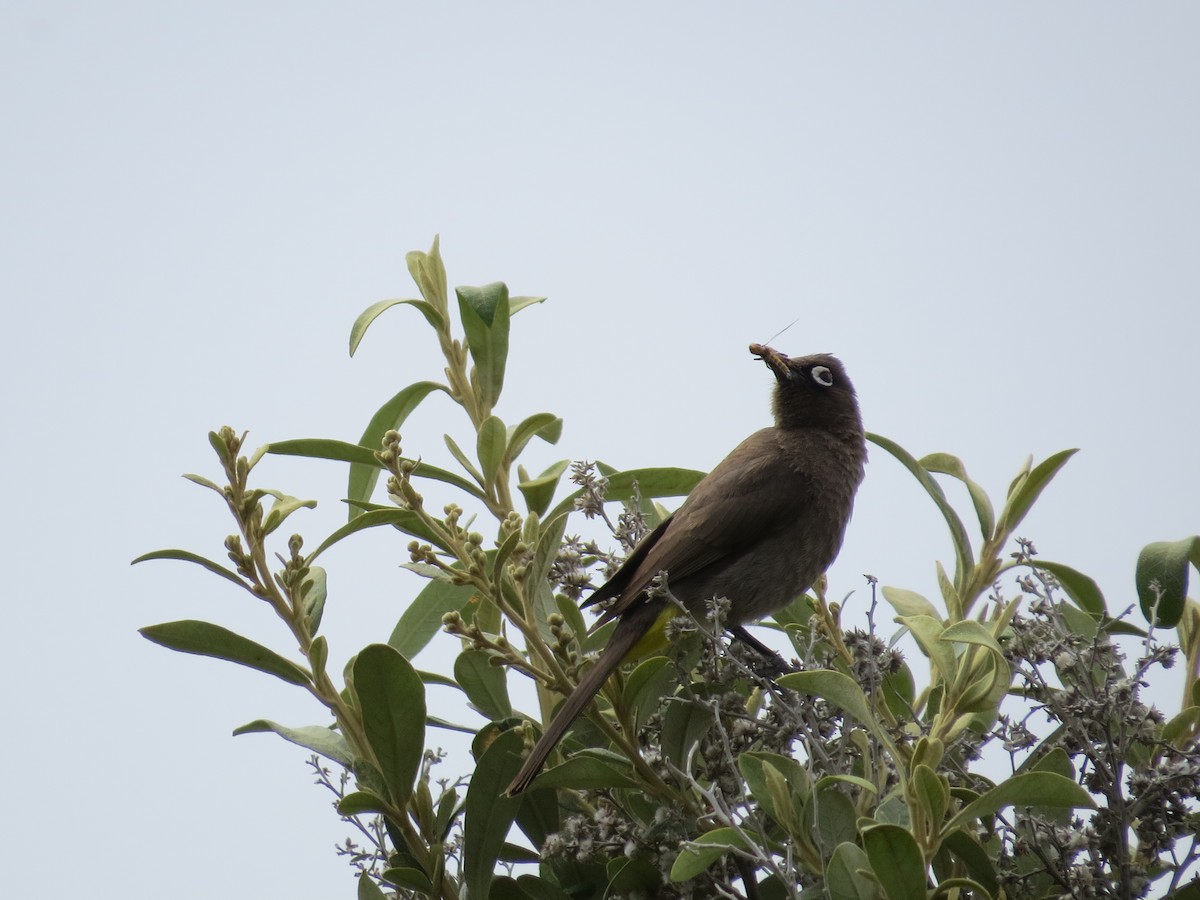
[3,3,1198,897]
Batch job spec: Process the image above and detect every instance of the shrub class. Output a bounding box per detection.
[137,239,1200,899]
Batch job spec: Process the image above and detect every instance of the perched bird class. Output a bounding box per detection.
[505,344,866,795]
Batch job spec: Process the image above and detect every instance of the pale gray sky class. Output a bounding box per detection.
[2,3,1198,896]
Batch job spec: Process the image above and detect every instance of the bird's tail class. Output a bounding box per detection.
[504,609,652,795]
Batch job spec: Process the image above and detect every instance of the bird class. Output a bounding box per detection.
[504,344,867,795]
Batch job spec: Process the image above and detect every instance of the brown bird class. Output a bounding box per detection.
[505,344,866,795]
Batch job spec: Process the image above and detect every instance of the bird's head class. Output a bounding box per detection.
[749,344,862,432]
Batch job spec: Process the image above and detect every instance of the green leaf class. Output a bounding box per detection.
[337,790,389,816]
[309,634,328,674]
[381,867,434,894]
[349,299,444,357]
[1030,747,1075,780]
[476,415,507,490]
[552,590,588,649]
[490,528,525,588]
[245,442,269,471]
[950,650,1001,712]
[753,753,811,816]
[811,785,858,852]
[348,381,447,519]
[404,559,462,581]
[882,587,939,619]
[898,615,957,686]
[1056,602,1100,640]
[957,652,1011,714]
[181,472,223,494]
[388,579,476,660]
[867,433,975,588]
[207,428,231,466]
[471,583,502,635]
[406,235,450,313]
[742,752,812,813]
[408,456,494,496]
[1162,706,1200,747]
[269,437,486,499]
[232,719,353,767]
[814,774,878,796]
[876,790,913,827]
[944,772,1095,835]
[1024,560,1107,617]
[309,507,450,559]
[1104,618,1149,638]
[499,845,540,865]
[457,282,511,410]
[862,824,926,900]
[520,511,569,630]
[936,561,961,617]
[508,295,546,316]
[920,452,996,542]
[131,549,246,591]
[518,459,570,518]
[913,764,948,828]
[624,656,676,730]
[492,521,522,589]
[507,412,563,464]
[523,756,639,792]
[261,490,317,535]
[427,715,476,734]
[941,620,1003,656]
[487,877,530,900]
[604,860,663,899]
[435,787,462,841]
[139,620,311,686]
[463,729,524,900]
[669,827,749,882]
[268,437,379,467]
[1136,537,1200,628]
[302,566,327,634]
[826,842,879,900]
[351,644,426,806]
[444,433,485,485]
[912,736,946,770]
[939,831,999,897]
[882,662,916,719]
[763,760,797,831]
[734,753,792,830]
[778,669,901,762]
[358,873,389,900]
[492,528,523,587]
[454,650,512,720]
[997,448,1078,539]
[660,698,715,774]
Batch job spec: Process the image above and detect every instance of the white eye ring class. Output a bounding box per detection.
[810,365,834,387]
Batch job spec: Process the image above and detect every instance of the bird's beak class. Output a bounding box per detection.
[749,343,791,383]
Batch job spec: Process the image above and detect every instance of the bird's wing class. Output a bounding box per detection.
[582,514,674,610]
[593,429,813,624]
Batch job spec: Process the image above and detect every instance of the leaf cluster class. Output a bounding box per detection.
[135,239,1200,899]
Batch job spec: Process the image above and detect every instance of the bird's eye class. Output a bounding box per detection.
[810,366,834,387]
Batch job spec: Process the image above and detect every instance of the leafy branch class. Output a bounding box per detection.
[135,238,1200,899]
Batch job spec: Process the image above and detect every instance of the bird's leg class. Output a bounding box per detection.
[727,625,796,677]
